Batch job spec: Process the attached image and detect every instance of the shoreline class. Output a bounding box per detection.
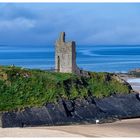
[1,118,140,137]
[119,73,140,93]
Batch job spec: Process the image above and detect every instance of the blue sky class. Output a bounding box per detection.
[0,3,140,45]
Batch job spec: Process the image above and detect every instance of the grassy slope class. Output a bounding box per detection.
[0,66,131,112]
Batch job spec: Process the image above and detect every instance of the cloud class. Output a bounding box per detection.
[0,3,140,45]
[0,3,36,20]
[0,18,35,31]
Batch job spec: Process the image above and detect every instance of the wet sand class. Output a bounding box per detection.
[120,74,140,93]
[126,78,140,93]
[0,118,140,137]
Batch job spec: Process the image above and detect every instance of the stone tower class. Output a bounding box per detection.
[55,32,78,73]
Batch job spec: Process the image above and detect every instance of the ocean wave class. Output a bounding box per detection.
[78,49,140,57]
[127,78,140,83]
[79,61,140,66]
[78,49,100,56]
[0,59,54,62]
[7,64,54,70]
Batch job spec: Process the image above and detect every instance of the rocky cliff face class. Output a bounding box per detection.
[1,93,140,128]
[0,113,2,127]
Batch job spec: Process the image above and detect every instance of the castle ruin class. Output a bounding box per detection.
[55,32,79,74]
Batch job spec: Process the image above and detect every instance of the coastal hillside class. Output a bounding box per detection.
[0,66,132,112]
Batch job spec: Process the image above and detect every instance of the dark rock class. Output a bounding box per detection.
[0,113,2,127]
[95,94,140,118]
[136,93,140,101]
[1,93,140,128]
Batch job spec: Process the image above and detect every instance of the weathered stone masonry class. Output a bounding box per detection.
[55,32,79,74]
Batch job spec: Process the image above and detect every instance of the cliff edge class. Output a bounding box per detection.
[0,65,137,127]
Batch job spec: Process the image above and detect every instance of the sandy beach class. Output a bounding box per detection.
[0,118,140,137]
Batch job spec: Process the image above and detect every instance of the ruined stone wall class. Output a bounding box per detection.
[55,42,74,73]
[55,32,77,73]
[71,42,77,73]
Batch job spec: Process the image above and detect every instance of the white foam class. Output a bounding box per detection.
[127,78,140,83]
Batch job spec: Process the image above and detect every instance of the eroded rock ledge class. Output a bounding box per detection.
[1,93,140,128]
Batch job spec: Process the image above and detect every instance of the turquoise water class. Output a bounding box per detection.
[1,45,140,72]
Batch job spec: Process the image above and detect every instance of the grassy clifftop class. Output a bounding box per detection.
[0,66,131,111]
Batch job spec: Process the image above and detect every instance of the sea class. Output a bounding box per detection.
[1,45,140,73]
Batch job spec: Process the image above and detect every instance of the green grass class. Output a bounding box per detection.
[0,66,131,112]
